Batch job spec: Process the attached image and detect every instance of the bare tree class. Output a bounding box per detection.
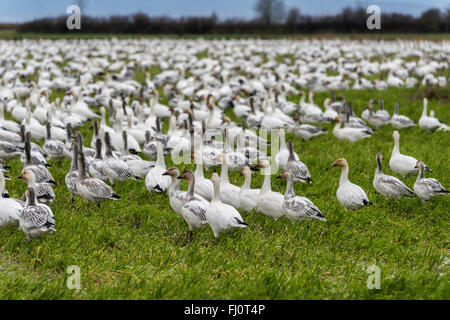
[254,0,286,25]
[286,7,301,26]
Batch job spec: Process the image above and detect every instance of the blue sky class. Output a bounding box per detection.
[0,0,448,23]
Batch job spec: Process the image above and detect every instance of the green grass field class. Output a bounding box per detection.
[0,80,448,299]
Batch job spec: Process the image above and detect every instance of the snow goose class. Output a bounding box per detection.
[367,105,390,129]
[414,160,449,202]
[255,159,284,220]
[205,172,247,239]
[145,140,171,193]
[391,103,415,129]
[0,101,20,133]
[331,158,372,210]
[88,138,108,182]
[21,140,56,184]
[333,117,371,143]
[239,165,260,212]
[0,171,23,229]
[389,130,431,177]
[75,152,121,207]
[216,153,241,209]
[274,128,299,170]
[178,170,210,239]
[20,131,48,167]
[192,150,214,201]
[102,132,134,184]
[163,166,188,216]
[285,140,311,184]
[0,140,22,163]
[43,122,65,160]
[19,188,56,240]
[373,152,415,198]
[121,131,154,178]
[276,170,326,223]
[65,141,79,202]
[419,98,442,132]
[18,169,55,204]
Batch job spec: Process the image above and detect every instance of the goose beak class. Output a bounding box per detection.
[17,174,23,179]
[331,162,338,167]
[162,171,169,176]
[276,174,283,179]
[177,175,183,180]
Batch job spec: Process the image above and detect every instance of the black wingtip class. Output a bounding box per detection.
[49,180,57,186]
[307,177,312,184]
[112,193,121,199]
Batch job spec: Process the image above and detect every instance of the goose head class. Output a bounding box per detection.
[210,172,220,184]
[17,169,36,185]
[392,130,400,141]
[414,160,424,169]
[276,169,291,180]
[240,165,252,177]
[177,170,193,180]
[331,158,348,168]
[162,166,180,178]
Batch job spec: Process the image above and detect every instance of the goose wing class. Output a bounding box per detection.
[379,175,415,196]
[284,196,326,221]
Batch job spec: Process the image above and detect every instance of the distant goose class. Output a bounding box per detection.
[205,172,247,239]
[373,152,415,198]
[333,117,371,143]
[391,103,415,129]
[19,188,56,240]
[331,158,372,210]
[277,169,326,223]
[75,152,121,208]
[419,98,442,132]
[103,132,134,184]
[0,140,22,163]
[88,138,108,182]
[18,169,55,204]
[121,131,154,178]
[43,122,65,160]
[414,160,449,202]
[389,130,431,177]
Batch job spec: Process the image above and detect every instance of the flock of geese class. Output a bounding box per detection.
[0,39,448,241]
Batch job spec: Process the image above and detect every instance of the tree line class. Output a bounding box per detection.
[14,6,450,34]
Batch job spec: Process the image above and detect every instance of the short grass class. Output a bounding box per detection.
[0,80,449,299]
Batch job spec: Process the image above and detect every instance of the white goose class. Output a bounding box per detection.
[414,160,449,202]
[205,172,247,239]
[418,98,442,132]
[373,152,415,198]
[277,170,326,223]
[102,132,134,184]
[255,159,284,220]
[333,117,371,143]
[216,153,241,209]
[274,128,299,170]
[163,166,189,216]
[145,141,171,193]
[0,171,24,229]
[19,187,56,240]
[192,150,214,201]
[121,131,154,178]
[389,130,431,177]
[331,158,372,210]
[239,165,260,212]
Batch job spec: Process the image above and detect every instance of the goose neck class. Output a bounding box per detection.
[284,174,295,198]
[339,166,350,185]
[261,168,272,193]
